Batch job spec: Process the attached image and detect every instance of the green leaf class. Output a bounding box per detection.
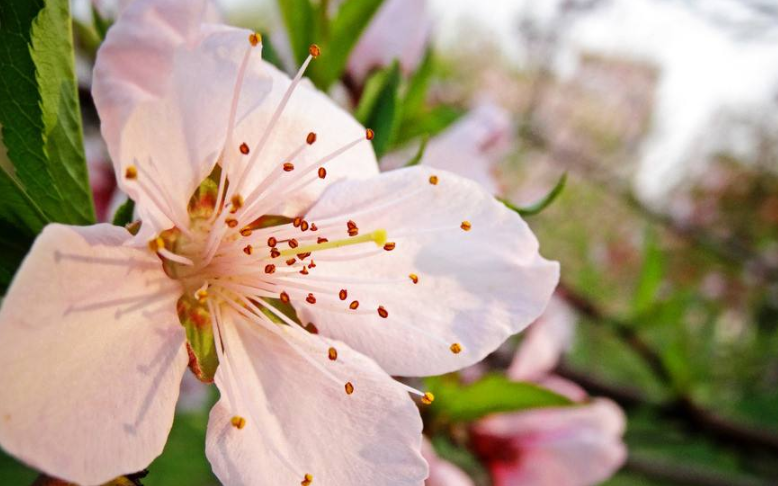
[0,0,95,228]
[355,61,402,158]
[277,0,316,67]
[632,228,665,316]
[501,172,567,217]
[91,4,111,41]
[425,373,574,423]
[403,135,428,167]
[396,104,464,146]
[112,198,135,227]
[402,48,433,120]
[307,0,384,89]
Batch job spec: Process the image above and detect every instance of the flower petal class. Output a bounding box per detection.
[475,399,627,486]
[295,167,559,376]
[508,296,576,382]
[0,224,187,485]
[205,308,427,486]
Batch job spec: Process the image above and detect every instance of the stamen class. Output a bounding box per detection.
[339,289,347,301]
[196,288,209,303]
[124,165,138,180]
[226,218,238,228]
[383,242,396,251]
[309,44,321,58]
[429,175,439,185]
[366,128,375,140]
[306,293,316,304]
[283,162,295,172]
[460,220,472,231]
[280,291,290,303]
[421,392,435,405]
[243,245,253,255]
[349,301,359,310]
[239,143,250,155]
[268,237,278,247]
[265,264,276,274]
[301,473,314,486]
[230,194,244,214]
[345,382,354,395]
[377,306,388,318]
[248,32,262,46]
[240,227,253,237]
[306,132,317,145]
[317,167,327,179]
[328,347,338,361]
[278,229,387,257]
[409,274,419,284]
[231,416,247,429]
[450,343,463,354]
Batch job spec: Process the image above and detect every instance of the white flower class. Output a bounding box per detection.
[0,1,558,485]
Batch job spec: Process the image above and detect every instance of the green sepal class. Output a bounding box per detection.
[177,294,218,383]
[500,172,567,217]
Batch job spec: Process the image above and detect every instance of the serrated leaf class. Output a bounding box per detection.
[307,0,384,89]
[501,172,567,217]
[425,373,574,423]
[0,0,95,228]
[355,61,402,158]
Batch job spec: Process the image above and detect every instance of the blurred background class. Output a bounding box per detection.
[5,0,778,484]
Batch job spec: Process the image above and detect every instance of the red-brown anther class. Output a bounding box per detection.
[226,218,238,228]
[308,260,316,268]
[283,162,295,172]
[306,293,316,304]
[124,166,138,180]
[240,227,253,237]
[318,167,327,179]
[286,258,296,266]
[317,237,329,244]
[297,252,311,260]
[300,220,309,231]
[243,245,253,255]
[229,195,244,214]
[268,236,278,247]
[347,220,357,230]
[460,220,472,232]
[348,228,359,237]
[293,217,302,228]
[429,175,439,185]
[288,239,299,249]
[239,143,250,155]
[345,382,354,395]
[265,264,276,274]
[339,289,348,301]
[377,306,388,318]
[409,273,419,284]
[309,44,321,58]
[301,473,313,486]
[299,266,309,275]
[366,128,375,140]
[280,291,290,303]
[305,323,319,334]
[349,300,359,310]
[306,132,317,145]
[328,347,338,361]
[383,242,396,251]
[248,32,261,46]
[270,248,281,258]
[310,223,318,231]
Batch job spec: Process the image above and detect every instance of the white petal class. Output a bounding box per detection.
[296,167,559,376]
[205,308,427,486]
[0,224,187,485]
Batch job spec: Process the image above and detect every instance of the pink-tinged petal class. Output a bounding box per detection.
[475,399,627,486]
[381,102,513,195]
[347,0,431,82]
[536,375,589,403]
[422,439,474,486]
[0,224,187,485]
[205,308,427,486]
[508,296,576,382]
[297,166,559,377]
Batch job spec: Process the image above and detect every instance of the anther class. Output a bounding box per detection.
[288,239,299,249]
[230,194,244,214]
[317,237,329,244]
[226,218,238,228]
[429,175,439,185]
[283,162,295,172]
[349,300,359,310]
[383,242,396,251]
[300,220,310,231]
[450,343,463,354]
[243,245,253,255]
[348,228,359,237]
[240,227,253,237]
[268,236,278,247]
[328,347,338,361]
[299,266,309,275]
[366,128,375,140]
[309,44,321,58]
[460,220,472,231]
[265,264,276,274]
[270,248,281,258]
[377,306,388,318]
[421,392,435,405]
[196,289,208,303]
[124,165,138,180]
[301,473,313,486]
[306,132,317,145]
[318,167,327,179]
[409,273,419,284]
[347,220,357,230]
[148,237,164,252]
[231,415,247,429]
[339,289,348,301]
[306,293,316,304]
[308,260,316,268]
[286,258,296,266]
[248,32,261,46]
[293,217,302,227]
[239,142,250,155]
[305,323,319,334]
[280,291,290,303]
[297,252,311,260]
[345,382,354,395]
[310,223,318,231]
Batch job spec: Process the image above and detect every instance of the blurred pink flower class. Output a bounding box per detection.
[346,0,431,82]
[382,102,513,195]
[422,438,474,486]
[472,296,627,486]
[84,134,118,222]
